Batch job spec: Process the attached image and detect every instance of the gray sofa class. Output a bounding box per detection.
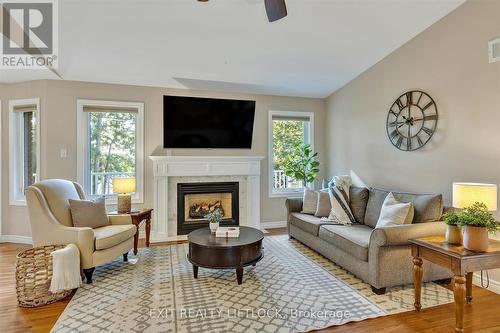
[286,187,452,294]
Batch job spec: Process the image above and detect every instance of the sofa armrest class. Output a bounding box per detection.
[285,198,303,216]
[108,215,133,225]
[370,221,446,247]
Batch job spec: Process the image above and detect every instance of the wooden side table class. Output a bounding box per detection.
[410,236,500,333]
[109,209,153,255]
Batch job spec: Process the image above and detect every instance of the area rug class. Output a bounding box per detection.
[51,236,453,333]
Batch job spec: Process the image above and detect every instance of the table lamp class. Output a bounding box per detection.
[452,182,497,211]
[113,177,136,213]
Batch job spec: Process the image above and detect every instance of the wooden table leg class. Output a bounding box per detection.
[413,257,423,311]
[466,272,473,304]
[193,265,198,279]
[145,217,151,247]
[454,275,466,333]
[132,217,139,255]
[236,265,243,285]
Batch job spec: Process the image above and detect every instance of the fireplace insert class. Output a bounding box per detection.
[177,182,239,235]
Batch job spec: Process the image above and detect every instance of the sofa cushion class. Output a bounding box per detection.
[364,188,443,228]
[289,213,333,236]
[318,224,372,261]
[69,197,109,229]
[314,190,332,217]
[376,192,414,228]
[301,188,318,214]
[94,224,136,250]
[349,186,369,224]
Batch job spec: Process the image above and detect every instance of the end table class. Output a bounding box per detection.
[108,208,153,255]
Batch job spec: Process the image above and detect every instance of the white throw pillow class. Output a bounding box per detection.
[376,192,414,228]
[301,188,318,215]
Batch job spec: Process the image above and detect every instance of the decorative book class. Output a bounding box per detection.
[216,227,240,238]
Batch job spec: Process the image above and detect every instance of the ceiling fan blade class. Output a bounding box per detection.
[264,0,287,22]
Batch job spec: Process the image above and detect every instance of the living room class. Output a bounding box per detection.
[1,0,499,332]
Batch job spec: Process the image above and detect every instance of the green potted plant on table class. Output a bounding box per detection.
[205,209,223,234]
[442,210,463,245]
[283,143,320,188]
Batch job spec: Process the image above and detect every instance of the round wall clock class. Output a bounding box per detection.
[386,90,438,151]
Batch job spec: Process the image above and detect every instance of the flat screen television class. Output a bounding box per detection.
[163,95,256,149]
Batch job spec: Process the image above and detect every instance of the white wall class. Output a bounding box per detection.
[325,0,500,288]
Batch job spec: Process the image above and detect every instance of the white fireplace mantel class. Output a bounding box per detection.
[149,155,265,242]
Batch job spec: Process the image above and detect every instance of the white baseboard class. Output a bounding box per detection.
[473,272,500,295]
[0,235,33,244]
[261,221,287,229]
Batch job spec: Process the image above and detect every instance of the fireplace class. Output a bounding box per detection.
[177,182,239,235]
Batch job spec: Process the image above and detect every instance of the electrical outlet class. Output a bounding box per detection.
[60,149,67,159]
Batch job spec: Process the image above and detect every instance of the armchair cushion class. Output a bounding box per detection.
[94,225,136,250]
[370,221,446,247]
[69,197,109,229]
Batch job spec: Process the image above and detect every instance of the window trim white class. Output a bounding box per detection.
[268,110,314,198]
[9,98,41,206]
[77,99,144,205]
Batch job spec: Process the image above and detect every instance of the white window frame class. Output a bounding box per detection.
[9,98,41,206]
[268,110,314,198]
[77,99,144,205]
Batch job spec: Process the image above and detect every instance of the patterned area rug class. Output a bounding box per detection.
[51,236,453,333]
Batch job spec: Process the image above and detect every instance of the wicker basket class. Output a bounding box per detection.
[16,244,72,307]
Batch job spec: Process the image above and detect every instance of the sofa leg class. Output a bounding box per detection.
[83,267,95,284]
[371,286,386,295]
[123,252,128,262]
[289,235,294,240]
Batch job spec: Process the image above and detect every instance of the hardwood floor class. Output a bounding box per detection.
[1,229,500,333]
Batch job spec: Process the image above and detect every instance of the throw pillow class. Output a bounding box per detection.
[349,186,369,224]
[314,190,331,217]
[69,197,110,229]
[328,185,357,224]
[301,188,318,215]
[376,192,414,228]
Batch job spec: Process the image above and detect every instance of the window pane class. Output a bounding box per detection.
[23,111,37,190]
[272,119,309,190]
[89,112,136,195]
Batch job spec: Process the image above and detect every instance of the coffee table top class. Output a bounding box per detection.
[188,226,264,248]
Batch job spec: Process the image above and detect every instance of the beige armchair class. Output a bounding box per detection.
[26,179,135,283]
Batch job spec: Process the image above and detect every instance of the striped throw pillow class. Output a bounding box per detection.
[328,184,356,225]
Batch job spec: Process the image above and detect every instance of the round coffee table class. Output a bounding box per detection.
[187,226,264,285]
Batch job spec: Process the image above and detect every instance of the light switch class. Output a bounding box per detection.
[60,149,67,159]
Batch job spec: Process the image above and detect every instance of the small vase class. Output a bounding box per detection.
[209,222,219,234]
[445,225,462,245]
[463,225,489,252]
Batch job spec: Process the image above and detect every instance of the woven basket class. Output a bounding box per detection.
[16,244,72,308]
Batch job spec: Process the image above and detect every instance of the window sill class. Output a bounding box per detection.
[9,198,27,206]
[269,191,304,199]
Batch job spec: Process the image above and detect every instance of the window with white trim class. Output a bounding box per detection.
[77,100,144,203]
[9,99,41,205]
[269,111,314,197]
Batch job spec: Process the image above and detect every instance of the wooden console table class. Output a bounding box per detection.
[109,209,153,255]
[410,236,500,333]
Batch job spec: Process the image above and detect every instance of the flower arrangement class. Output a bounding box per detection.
[205,209,223,234]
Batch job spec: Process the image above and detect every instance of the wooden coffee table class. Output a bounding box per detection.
[410,236,500,333]
[187,226,264,285]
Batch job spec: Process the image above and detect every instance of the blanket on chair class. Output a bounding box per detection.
[50,244,81,292]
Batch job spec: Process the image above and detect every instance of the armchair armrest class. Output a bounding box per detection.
[370,221,446,247]
[285,198,303,216]
[108,215,133,225]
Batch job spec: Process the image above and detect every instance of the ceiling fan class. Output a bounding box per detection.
[197,0,287,23]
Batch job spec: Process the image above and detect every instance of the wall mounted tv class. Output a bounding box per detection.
[163,95,256,149]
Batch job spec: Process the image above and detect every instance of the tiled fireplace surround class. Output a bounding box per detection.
[149,155,264,241]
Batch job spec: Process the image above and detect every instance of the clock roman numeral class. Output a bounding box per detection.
[417,135,424,147]
[388,120,397,127]
[406,92,413,105]
[422,127,433,136]
[423,114,438,121]
[422,101,434,111]
[416,92,423,105]
[407,137,412,151]
[389,129,399,139]
[396,136,404,148]
[396,98,405,110]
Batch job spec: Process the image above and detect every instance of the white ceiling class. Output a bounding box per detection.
[0,0,465,98]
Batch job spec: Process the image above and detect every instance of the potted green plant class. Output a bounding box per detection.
[283,143,320,188]
[442,210,463,245]
[205,209,223,234]
[456,202,500,252]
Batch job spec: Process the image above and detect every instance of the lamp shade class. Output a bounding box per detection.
[452,182,497,211]
[112,177,136,194]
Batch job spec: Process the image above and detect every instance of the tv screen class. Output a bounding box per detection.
[163,96,256,149]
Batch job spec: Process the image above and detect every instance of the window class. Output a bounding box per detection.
[268,111,314,198]
[9,99,41,205]
[77,100,144,203]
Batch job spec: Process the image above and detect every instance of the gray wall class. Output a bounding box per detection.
[0,80,326,237]
[325,0,500,282]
